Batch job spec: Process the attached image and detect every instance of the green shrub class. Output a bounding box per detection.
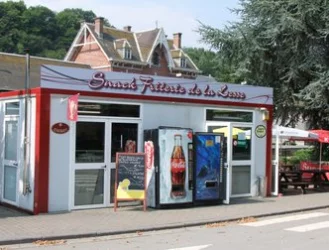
[290,149,313,165]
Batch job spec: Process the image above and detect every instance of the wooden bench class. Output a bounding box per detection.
[279,181,310,194]
[279,171,311,194]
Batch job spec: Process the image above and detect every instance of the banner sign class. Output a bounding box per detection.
[41,65,273,105]
[67,93,79,121]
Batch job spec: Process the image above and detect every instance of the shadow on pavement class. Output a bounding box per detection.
[229,196,273,205]
[0,205,28,218]
[115,196,275,212]
[279,186,329,196]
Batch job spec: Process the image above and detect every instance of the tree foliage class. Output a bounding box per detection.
[198,0,329,129]
[183,47,241,83]
[0,1,111,59]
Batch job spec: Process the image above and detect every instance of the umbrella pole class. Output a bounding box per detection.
[320,143,322,171]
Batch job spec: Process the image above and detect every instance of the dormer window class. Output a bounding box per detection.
[180,57,187,68]
[115,39,132,60]
[152,52,160,66]
[124,48,132,59]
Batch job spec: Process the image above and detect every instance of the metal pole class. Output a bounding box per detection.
[23,49,31,195]
[319,143,322,171]
[274,125,280,196]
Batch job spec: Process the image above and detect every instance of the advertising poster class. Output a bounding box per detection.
[144,140,156,208]
[195,134,221,201]
[158,128,193,205]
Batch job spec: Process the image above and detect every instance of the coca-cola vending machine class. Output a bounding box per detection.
[144,127,193,208]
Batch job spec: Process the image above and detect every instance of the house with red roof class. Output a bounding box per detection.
[64,17,200,79]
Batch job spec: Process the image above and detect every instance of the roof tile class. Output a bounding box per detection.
[0,53,90,90]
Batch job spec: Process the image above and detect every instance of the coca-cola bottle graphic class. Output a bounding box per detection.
[170,134,186,198]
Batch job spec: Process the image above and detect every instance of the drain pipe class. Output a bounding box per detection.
[23,49,31,195]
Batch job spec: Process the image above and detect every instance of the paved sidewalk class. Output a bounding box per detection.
[1,192,329,245]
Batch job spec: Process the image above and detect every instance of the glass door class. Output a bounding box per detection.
[230,124,253,197]
[207,122,253,202]
[73,119,109,209]
[2,118,19,205]
[72,118,141,209]
[108,121,140,203]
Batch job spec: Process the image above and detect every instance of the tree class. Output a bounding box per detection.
[20,6,58,56]
[184,47,243,83]
[54,9,112,58]
[198,0,329,129]
[0,1,113,59]
[0,1,26,53]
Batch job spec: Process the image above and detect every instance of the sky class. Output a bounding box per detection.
[3,0,240,48]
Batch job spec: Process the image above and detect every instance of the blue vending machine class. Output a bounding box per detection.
[193,132,226,204]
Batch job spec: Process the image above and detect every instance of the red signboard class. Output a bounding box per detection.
[67,93,79,121]
[300,161,329,179]
[51,123,70,134]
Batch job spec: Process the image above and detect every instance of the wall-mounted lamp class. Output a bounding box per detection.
[260,107,270,121]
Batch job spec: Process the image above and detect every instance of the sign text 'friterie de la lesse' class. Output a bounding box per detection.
[88,72,246,100]
[40,65,273,104]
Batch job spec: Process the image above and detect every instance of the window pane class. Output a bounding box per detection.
[74,169,104,206]
[111,123,138,162]
[232,165,251,195]
[75,122,105,163]
[152,52,159,65]
[4,165,17,202]
[206,109,253,122]
[232,127,252,161]
[5,102,19,115]
[78,102,140,118]
[5,121,18,161]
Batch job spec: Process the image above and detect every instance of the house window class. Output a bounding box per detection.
[5,102,19,115]
[124,48,132,59]
[152,52,160,66]
[181,57,187,68]
[206,109,253,122]
[78,102,140,118]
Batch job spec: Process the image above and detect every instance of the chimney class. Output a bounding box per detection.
[173,33,182,49]
[94,17,104,38]
[124,26,132,32]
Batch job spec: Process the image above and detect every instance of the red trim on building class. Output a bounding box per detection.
[34,88,50,214]
[266,107,274,196]
[0,90,25,98]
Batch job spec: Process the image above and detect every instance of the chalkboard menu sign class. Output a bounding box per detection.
[115,153,146,211]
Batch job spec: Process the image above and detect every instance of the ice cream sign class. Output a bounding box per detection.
[89,73,246,100]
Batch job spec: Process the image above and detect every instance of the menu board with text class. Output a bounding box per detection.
[115,153,146,211]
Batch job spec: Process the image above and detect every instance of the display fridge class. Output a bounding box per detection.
[193,132,226,204]
[144,127,193,208]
